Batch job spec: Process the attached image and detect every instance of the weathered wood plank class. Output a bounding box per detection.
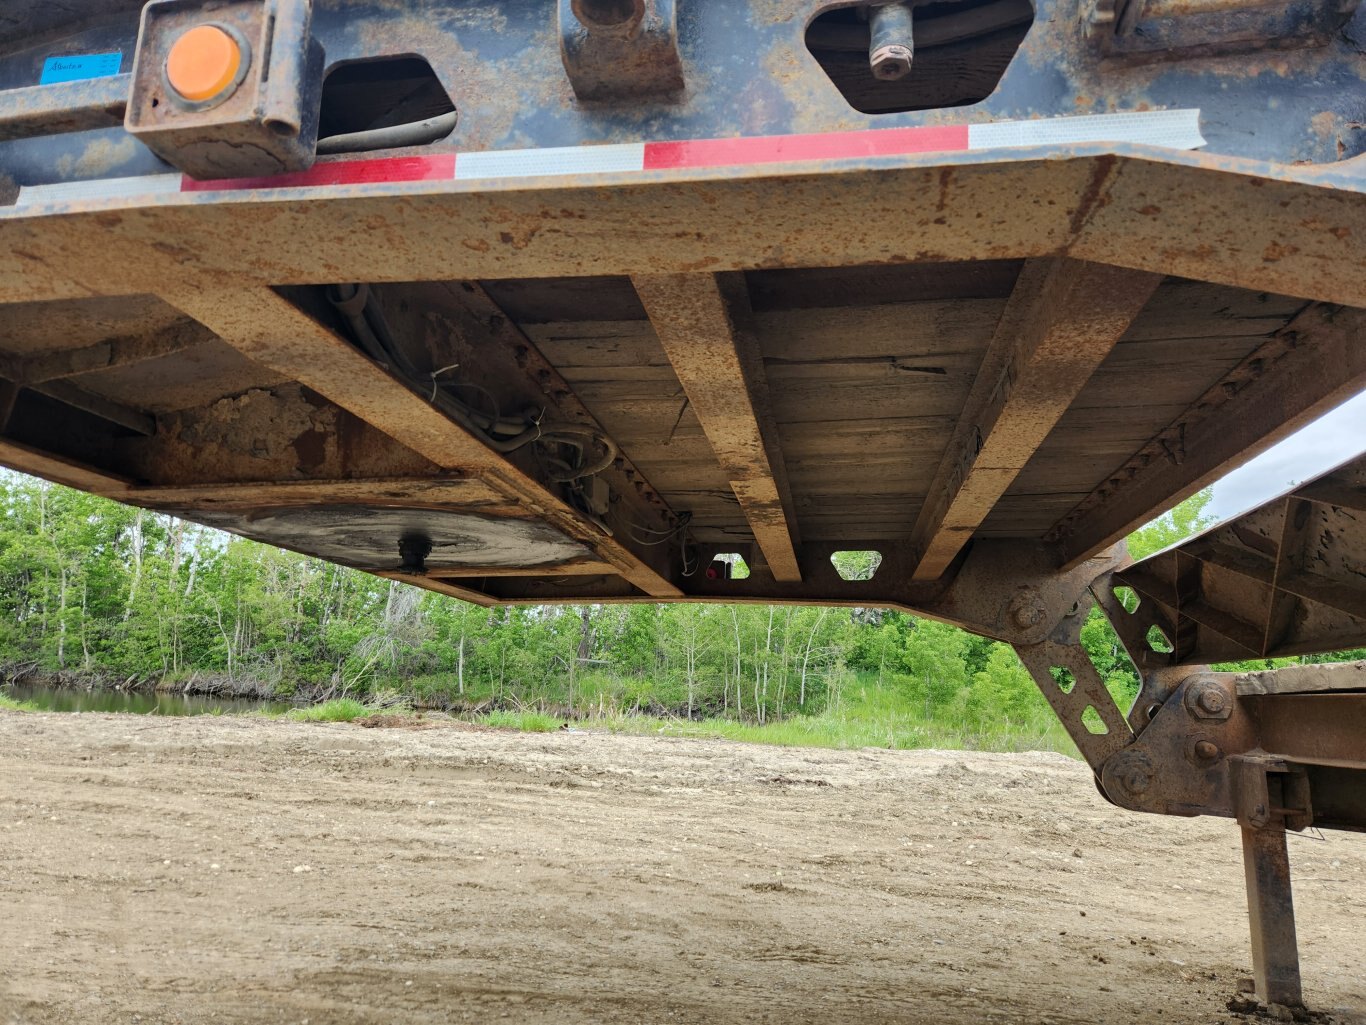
[745,260,1022,311]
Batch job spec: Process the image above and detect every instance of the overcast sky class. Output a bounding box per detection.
[1201,388,1366,524]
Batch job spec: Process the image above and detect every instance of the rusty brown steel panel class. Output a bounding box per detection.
[1235,661,1366,696]
[1057,305,1366,570]
[1070,153,1366,307]
[122,477,517,514]
[633,272,802,582]
[1244,695,1366,767]
[1013,637,1136,770]
[374,571,496,608]
[910,259,1161,580]
[160,285,682,598]
[0,436,131,495]
[0,318,214,384]
[1116,453,1366,665]
[4,153,1363,308]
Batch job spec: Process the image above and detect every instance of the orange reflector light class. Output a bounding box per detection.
[165,25,242,103]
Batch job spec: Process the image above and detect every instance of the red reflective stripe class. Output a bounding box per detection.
[642,125,970,170]
[180,154,456,192]
[178,126,971,191]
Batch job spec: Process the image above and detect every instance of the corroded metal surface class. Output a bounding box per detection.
[910,258,1162,580]
[633,272,802,582]
[2,3,1364,1005]
[1241,824,1304,1010]
[1116,450,1366,666]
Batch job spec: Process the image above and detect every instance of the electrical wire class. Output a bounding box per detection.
[316,110,458,155]
[328,283,622,485]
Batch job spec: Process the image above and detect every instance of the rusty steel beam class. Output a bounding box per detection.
[5,153,1365,311]
[0,435,131,495]
[1057,305,1366,570]
[1241,824,1304,1010]
[633,272,802,582]
[0,75,130,143]
[160,286,682,598]
[0,319,212,386]
[369,571,493,607]
[32,379,156,436]
[1115,452,1366,666]
[1012,637,1135,771]
[910,259,1161,580]
[428,560,618,579]
[120,477,513,512]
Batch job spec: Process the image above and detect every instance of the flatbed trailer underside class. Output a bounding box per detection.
[2,0,1364,1013]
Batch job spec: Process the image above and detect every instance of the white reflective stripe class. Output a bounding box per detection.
[456,142,646,180]
[14,173,183,207]
[9,110,1204,206]
[968,109,1204,151]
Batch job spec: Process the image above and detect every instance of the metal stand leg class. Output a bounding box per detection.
[1241,824,1303,1009]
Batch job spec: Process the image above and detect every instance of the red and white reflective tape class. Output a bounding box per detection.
[15,108,1202,206]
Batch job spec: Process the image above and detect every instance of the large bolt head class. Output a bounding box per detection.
[1007,588,1047,632]
[1101,750,1156,809]
[1121,766,1152,794]
[1196,686,1226,715]
[1184,678,1233,720]
[870,43,913,81]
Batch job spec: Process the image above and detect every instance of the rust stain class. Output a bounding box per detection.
[1262,241,1300,262]
[1068,155,1118,240]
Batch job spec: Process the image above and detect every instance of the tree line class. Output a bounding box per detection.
[0,472,1352,730]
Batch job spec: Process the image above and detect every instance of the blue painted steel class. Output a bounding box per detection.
[1,0,1362,189]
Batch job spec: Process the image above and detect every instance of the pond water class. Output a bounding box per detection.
[5,682,293,717]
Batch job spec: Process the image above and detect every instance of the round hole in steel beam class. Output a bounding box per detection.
[572,0,644,31]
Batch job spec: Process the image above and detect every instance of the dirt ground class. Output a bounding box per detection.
[0,711,1362,1025]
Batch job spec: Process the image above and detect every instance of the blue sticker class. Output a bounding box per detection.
[40,52,123,85]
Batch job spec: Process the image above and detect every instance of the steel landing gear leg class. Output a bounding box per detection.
[1241,824,1303,1010]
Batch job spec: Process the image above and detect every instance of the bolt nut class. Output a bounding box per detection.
[1122,766,1152,794]
[1197,687,1226,715]
[870,43,913,80]
[1101,750,1156,809]
[1007,588,1047,632]
[1184,679,1233,721]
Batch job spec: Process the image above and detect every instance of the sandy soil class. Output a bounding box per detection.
[0,711,1362,1025]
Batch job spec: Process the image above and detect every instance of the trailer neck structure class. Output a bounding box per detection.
[2,0,1364,1012]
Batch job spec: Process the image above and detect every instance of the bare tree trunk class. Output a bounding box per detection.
[56,564,68,668]
[799,609,828,707]
[124,509,145,621]
[457,631,466,696]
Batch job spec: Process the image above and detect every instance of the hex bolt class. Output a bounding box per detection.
[1007,587,1046,632]
[869,2,914,81]
[1122,766,1152,795]
[1196,685,1227,716]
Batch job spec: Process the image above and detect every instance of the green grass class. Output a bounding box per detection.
[0,694,38,712]
[477,709,563,732]
[285,697,369,723]
[574,709,1079,757]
